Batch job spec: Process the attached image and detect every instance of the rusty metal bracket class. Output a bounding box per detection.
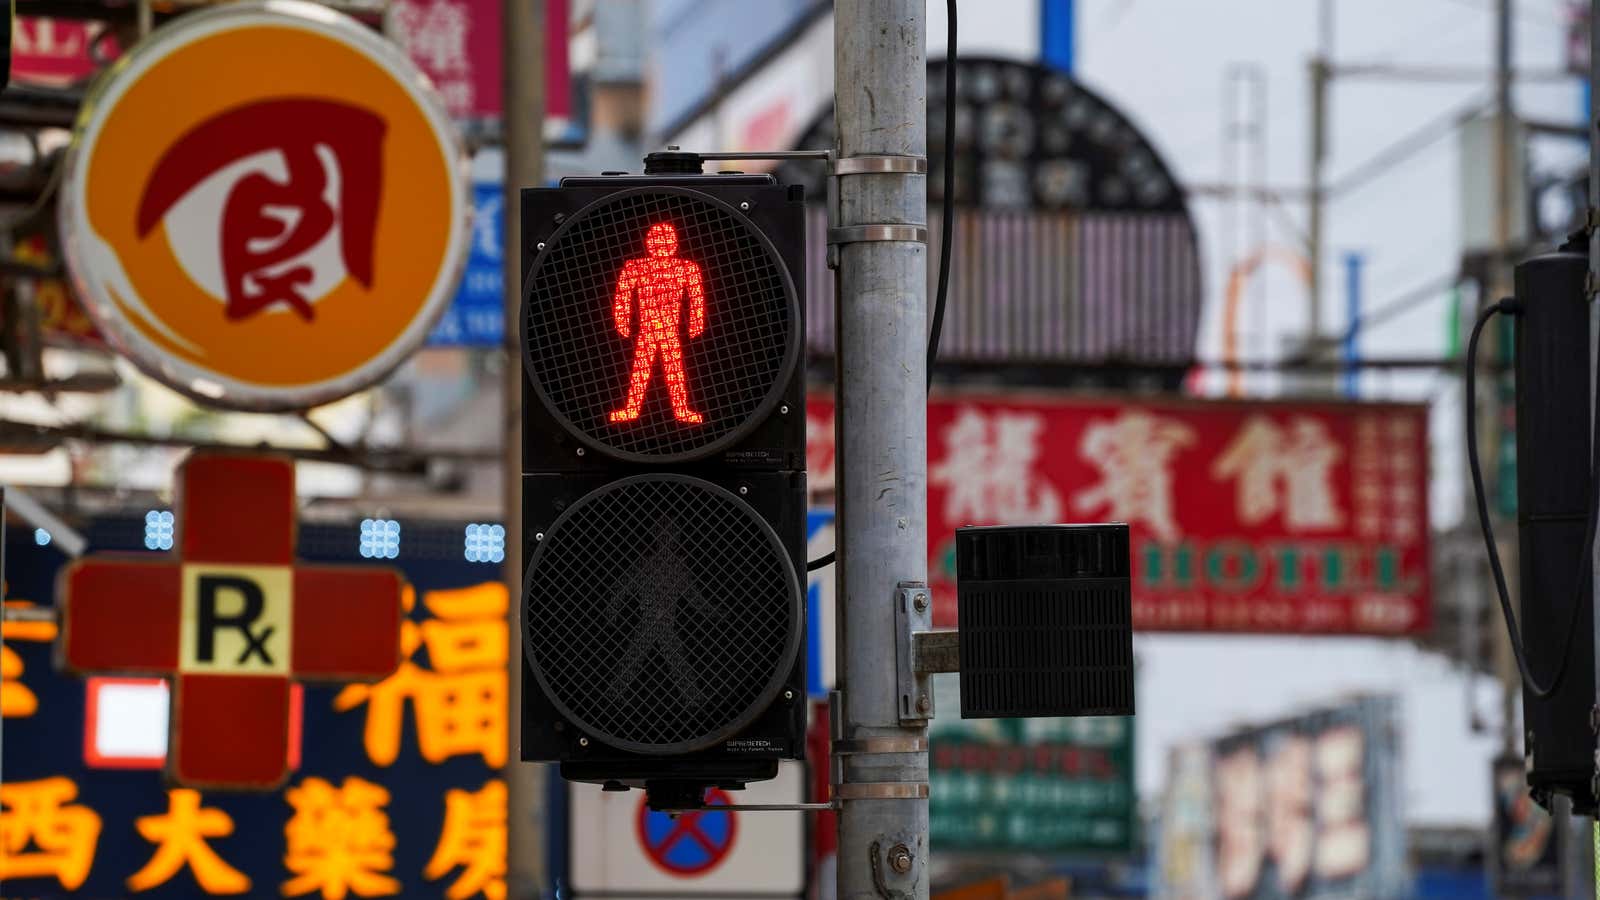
[893,581,934,724]
[910,630,959,674]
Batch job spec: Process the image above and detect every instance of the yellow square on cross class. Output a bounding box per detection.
[179,564,292,675]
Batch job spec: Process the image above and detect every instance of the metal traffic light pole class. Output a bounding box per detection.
[503,0,545,894]
[832,1,933,897]
[1590,0,1600,890]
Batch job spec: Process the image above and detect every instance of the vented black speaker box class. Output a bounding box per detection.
[955,524,1135,719]
[1513,249,1598,815]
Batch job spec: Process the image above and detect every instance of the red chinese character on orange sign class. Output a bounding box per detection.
[136,99,385,322]
[0,777,102,890]
[282,776,399,899]
[425,780,507,900]
[126,788,249,894]
[608,222,706,425]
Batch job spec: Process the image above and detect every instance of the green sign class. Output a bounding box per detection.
[927,675,1135,855]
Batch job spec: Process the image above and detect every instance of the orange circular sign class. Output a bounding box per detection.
[59,0,469,409]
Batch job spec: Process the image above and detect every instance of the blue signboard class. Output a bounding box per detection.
[428,181,505,348]
[805,508,834,699]
[2,516,513,898]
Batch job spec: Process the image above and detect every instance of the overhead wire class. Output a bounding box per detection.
[1327,91,1491,198]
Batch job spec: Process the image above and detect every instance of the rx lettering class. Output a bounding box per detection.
[180,565,291,675]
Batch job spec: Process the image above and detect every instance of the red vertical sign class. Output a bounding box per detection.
[806,394,1432,635]
[389,0,570,121]
[12,18,118,87]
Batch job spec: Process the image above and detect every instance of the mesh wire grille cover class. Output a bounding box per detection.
[956,524,1135,719]
[524,474,801,754]
[522,187,799,462]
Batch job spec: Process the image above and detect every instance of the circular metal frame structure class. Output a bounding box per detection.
[520,185,802,464]
[523,472,803,755]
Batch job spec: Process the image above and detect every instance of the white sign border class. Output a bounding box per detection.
[57,0,472,412]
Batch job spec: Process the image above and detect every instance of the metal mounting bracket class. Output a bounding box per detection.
[654,801,837,814]
[893,581,934,724]
[911,630,960,675]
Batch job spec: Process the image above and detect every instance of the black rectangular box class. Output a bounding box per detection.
[955,524,1135,719]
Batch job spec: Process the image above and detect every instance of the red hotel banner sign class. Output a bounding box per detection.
[805,393,1431,635]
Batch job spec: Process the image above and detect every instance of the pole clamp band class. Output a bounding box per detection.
[835,783,929,800]
[833,154,927,176]
[833,737,928,755]
[828,224,928,246]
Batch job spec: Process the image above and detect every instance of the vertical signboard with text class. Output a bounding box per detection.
[1154,696,1408,900]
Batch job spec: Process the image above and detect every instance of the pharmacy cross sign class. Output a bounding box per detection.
[56,452,406,790]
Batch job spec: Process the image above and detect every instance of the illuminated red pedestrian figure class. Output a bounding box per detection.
[608,222,706,424]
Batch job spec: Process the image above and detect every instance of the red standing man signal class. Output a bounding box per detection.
[609,222,706,425]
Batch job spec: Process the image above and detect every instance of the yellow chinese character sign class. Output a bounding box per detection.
[5,503,513,900]
[334,583,509,768]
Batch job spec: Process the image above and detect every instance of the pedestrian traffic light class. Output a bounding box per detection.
[518,165,808,808]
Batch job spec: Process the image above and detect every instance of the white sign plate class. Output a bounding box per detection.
[568,761,806,898]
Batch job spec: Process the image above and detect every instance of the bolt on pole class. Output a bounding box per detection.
[832,2,931,898]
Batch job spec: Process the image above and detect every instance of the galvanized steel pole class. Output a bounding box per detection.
[504,0,546,895]
[833,2,931,898]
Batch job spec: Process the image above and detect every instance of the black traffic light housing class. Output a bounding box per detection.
[518,171,808,806]
[1509,247,1598,815]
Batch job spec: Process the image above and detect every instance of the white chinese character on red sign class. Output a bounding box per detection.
[392,0,473,117]
[1314,725,1370,878]
[806,408,836,494]
[1072,411,1194,542]
[1214,747,1265,899]
[1212,415,1345,532]
[931,407,1063,525]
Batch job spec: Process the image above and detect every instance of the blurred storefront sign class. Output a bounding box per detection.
[2,515,513,898]
[804,509,835,698]
[781,59,1202,376]
[1154,696,1408,900]
[388,0,570,124]
[57,0,470,411]
[651,0,826,144]
[660,6,832,161]
[12,17,115,87]
[929,678,1135,855]
[1490,756,1563,897]
[807,393,1432,635]
[427,181,504,347]
[7,233,105,347]
[1566,1,1588,76]
[798,205,1201,371]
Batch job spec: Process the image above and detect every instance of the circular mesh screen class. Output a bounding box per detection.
[523,186,799,462]
[524,474,801,754]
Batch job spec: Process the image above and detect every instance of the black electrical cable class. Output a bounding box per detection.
[806,0,957,574]
[1466,297,1600,698]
